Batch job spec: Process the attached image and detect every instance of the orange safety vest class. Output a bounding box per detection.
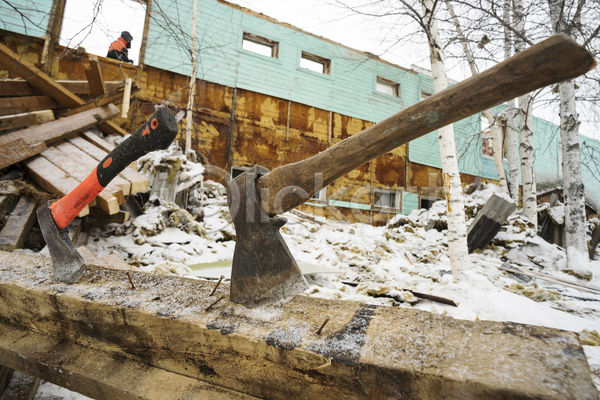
[109,37,127,53]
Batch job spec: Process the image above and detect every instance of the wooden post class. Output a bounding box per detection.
[121,78,133,118]
[42,0,67,78]
[129,0,153,133]
[225,88,237,174]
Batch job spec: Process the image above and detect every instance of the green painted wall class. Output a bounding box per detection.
[0,0,52,38]
[145,0,600,211]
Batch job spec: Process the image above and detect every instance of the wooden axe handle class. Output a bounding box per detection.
[258,34,596,216]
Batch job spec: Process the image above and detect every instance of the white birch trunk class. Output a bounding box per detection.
[185,0,198,154]
[423,0,468,282]
[444,0,508,194]
[548,0,590,271]
[514,0,537,229]
[503,0,519,203]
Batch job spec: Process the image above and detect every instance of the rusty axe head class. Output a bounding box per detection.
[37,200,86,284]
[227,166,308,307]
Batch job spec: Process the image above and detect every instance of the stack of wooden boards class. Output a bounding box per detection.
[0,42,149,252]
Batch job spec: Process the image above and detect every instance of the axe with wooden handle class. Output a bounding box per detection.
[227,34,597,307]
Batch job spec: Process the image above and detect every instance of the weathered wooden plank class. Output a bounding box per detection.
[55,141,131,196]
[0,365,14,395]
[0,104,119,148]
[0,252,596,400]
[0,43,85,108]
[39,145,121,215]
[85,56,106,97]
[21,157,90,217]
[80,130,115,152]
[467,193,517,253]
[0,196,18,222]
[0,323,259,400]
[0,79,123,96]
[0,109,55,131]
[60,85,139,118]
[0,95,60,116]
[69,135,149,193]
[88,207,130,224]
[0,196,37,251]
[0,46,126,138]
[0,139,47,170]
[98,120,129,136]
[0,370,40,400]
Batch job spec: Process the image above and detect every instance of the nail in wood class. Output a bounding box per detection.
[316,316,330,335]
[126,272,135,289]
[205,296,224,312]
[210,275,224,296]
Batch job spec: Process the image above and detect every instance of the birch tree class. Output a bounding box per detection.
[503,0,520,203]
[513,0,537,230]
[423,0,469,281]
[548,0,590,273]
[444,0,509,195]
[185,0,198,155]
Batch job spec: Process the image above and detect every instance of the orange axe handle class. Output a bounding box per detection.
[49,107,179,229]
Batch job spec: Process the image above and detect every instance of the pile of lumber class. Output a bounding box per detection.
[0,43,148,253]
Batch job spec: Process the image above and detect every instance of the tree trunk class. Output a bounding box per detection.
[423,0,469,282]
[185,0,198,154]
[514,0,537,229]
[503,0,519,203]
[444,0,509,194]
[548,0,589,271]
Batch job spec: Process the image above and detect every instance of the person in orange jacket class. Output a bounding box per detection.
[107,31,134,63]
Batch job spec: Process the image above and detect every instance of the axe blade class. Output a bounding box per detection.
[37,200,86,283]
[228,166,308,307]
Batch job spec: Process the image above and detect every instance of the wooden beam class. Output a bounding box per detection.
[60,84,139,118]
[0,43,84,108]
[0,45,128,137]
[69,136,148,193]
[0,323,259,400]
[0,79,123,97]
[0,366,14,395]
[0,196,18,222]
[0,196,38,251]
[0,104,119,148]
[21,156,90,217]
[0,95,60,116]
[0,109,55,131]
[0,253,596,400]
[80,130,115,152]
[88,208,130,224]
[0,139,47,170]
[38,146,121,215]
[54,141,131,196]
[85,56,106,97]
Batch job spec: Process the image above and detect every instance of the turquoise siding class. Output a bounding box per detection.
[146,0,420,122]
[402,192,419,214]
[532,117,561,187]
[0,0,52,38]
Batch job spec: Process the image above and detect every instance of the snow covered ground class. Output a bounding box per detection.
[23,149,600,398]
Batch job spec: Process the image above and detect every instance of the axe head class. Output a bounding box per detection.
[227,166,308,307]
[37,200,86,283]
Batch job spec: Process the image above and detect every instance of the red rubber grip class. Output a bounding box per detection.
[49,167,104,229]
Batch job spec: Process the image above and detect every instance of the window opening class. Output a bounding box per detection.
[376,77,400,97]
[374,190,399,209]
[60,0,146,63]
[242,32,279,58]
[312,187,327,201]
[300,51,331,74]
[231,166,248,180]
